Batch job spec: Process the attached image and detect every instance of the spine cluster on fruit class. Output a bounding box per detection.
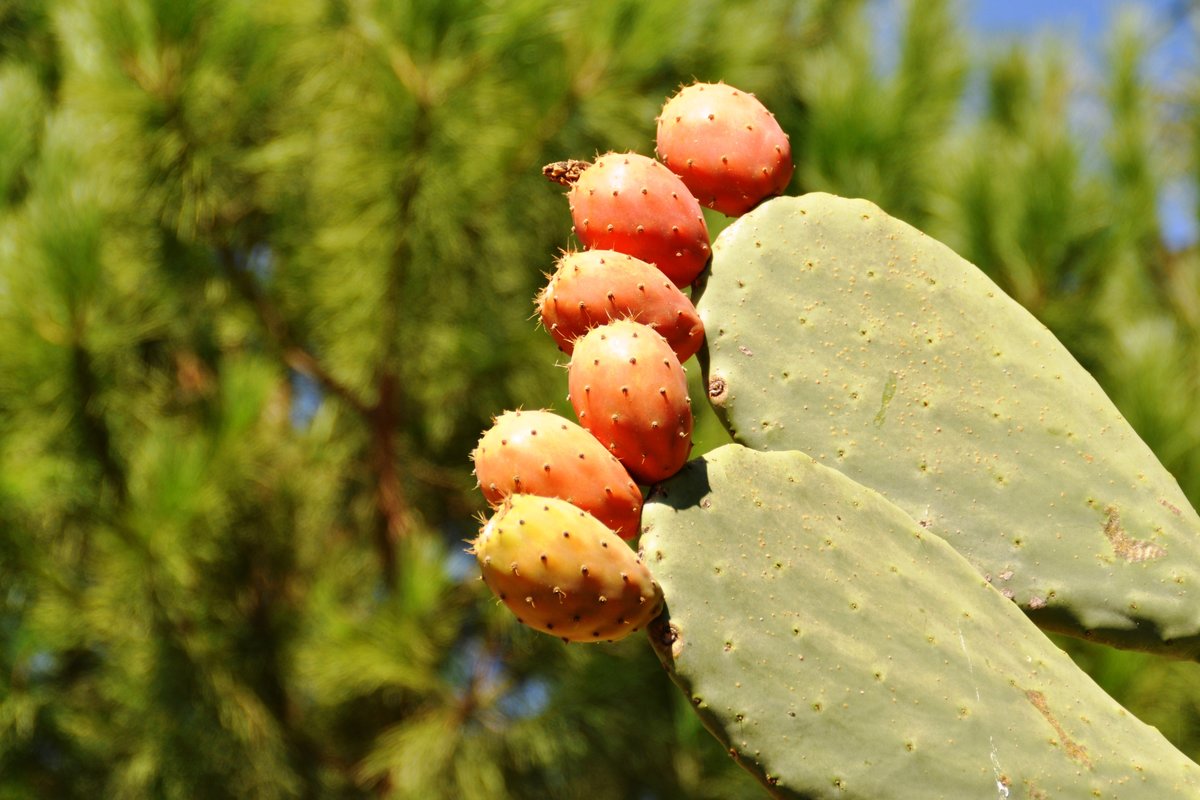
[470,81,793,643]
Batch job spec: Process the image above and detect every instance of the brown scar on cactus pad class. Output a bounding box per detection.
[1102,505,1166,563]
[471,495,663,643]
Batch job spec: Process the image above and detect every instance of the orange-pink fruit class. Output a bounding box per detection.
[568,320,693,484]
[656,82,793,217]
[472,409,643,538]
[565,152,711,288]
[537,250,704,363]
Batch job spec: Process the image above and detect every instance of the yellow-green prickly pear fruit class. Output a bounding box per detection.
[471,494,662,643]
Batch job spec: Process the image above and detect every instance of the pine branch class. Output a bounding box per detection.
[368,372,413,587]
[217,241,417,584]
[215,246,371,417]
[70,341,128,501]
[363,95,436,583]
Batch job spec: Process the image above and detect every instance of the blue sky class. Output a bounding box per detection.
[966,0,1196,85]
[960,0,1199,249]
[967,0,1176,37]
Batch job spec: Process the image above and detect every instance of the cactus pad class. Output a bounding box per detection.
[641,445,1200,797]
[695,193,1200,658]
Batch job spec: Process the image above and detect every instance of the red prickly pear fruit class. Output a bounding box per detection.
[471,494,663,643]
[656,82,793,217]
[568,319,693,484]
[472,409,643,538]
[560,152,711,288]
[537,250,705,363]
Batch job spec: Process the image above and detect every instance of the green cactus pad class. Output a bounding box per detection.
[641,445,1200,798]
[695,193,1200,658]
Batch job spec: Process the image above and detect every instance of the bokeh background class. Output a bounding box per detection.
[1,1,1198,797]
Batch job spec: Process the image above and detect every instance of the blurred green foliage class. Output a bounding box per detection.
[0,1,1197,797]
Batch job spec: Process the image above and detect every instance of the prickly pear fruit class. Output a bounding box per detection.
[656,82,793,217]
[471,494,663,642]
[555,152,711,288]
[568,319,693,484]
[472,409,643,538]
[537,250,705,363]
